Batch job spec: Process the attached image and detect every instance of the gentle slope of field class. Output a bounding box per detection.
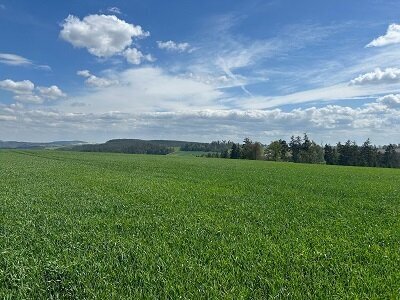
[1,150,399,298]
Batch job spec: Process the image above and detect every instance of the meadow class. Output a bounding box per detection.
[0,150,399,299]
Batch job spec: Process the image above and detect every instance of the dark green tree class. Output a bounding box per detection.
[220,149,229,158]
[279,139,290,161]
[230,143,241,159]
[382,144,399,168]
[360,139,378,167]
[241,138,264,160]
[266,140,282,161]
[324,144,338,165]
[289,135,302,163]
[338,140,359,166]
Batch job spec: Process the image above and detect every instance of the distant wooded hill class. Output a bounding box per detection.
[68,139,235,155]
[0,140,85,149]
[68,139,182,155]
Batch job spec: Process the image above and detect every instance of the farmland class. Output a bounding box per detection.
[1,150,399,298]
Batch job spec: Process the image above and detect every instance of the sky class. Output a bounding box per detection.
[1,0,400,144]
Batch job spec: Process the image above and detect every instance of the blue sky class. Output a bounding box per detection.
[1,0,400,143]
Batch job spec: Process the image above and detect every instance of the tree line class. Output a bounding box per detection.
[181,140,235,152]
[70,139,174,155]
[202,134,400,168]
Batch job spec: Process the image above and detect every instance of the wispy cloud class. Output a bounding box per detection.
[179,18,350,99]
[0,53,50,70]
[107,7,122,15]
[60,67,225,114]
[233,83,400,110]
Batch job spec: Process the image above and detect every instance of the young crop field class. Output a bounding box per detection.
[0,150,399,299]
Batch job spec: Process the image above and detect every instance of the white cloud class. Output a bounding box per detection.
[236,82,400,110]
[0,53,51,70]
[0,4,5,10]
[0,79,34,94]
[107,7,121,14]
[0,79,65,104]
[59,62,400,115]
[0,53,32,66]
[123,48,154,65]
[350,68,400,85]
[157,40,192,52]
[377,94,400,108]
[0,115,16,121]
[60,67,224,114]
[366,24,400,47]
[13,94,43,104]
[77,70,119,88]
[2,95,399,144]
[179,22,343,98]
[76,70,90,77]
[185,72,242,89]
[60,14,149,58]
[37,86,66,99]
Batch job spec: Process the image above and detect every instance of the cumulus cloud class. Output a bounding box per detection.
[0,79,34,94]
[157,40,192,52]
[0,79,65,104]
[76,70,91,77]
[377,94,400,108]
[60,14,149,58]
[37,86,66,99]
[77,70,119,88]
[1,95,399,143]
[350,68,400,85]
[366,24,400,47]
[13,94,43,104]
[123,48,154,65]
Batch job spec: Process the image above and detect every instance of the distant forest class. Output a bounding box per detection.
[65,136,400,169]
[200,135,400,169]
[179,135,400,168]
[69,139,175,155]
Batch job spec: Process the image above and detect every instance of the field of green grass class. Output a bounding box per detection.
[1,150,399,299]
[167,150,214,157]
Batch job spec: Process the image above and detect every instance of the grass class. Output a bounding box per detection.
[167,150,214,157]
[0,150,399,299]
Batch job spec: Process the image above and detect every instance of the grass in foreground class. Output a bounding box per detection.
[0,150,399,299]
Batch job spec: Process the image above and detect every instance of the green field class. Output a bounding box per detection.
[1,150,399,299]
[167,150,214,157]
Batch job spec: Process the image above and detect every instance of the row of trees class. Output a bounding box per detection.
[324,140,399,168]
[181,140,234,152]
[201,139,264,160]
[266,135,325,164]
[206,135,399,168]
